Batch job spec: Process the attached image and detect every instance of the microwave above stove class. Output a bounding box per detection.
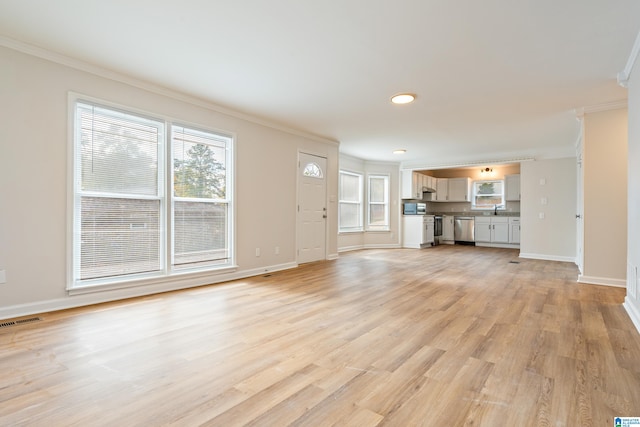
[403,202,426,215]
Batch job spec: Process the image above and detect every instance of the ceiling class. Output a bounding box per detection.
[1,1,638,168]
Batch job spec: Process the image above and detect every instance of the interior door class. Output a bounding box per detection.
[298,153,327,264]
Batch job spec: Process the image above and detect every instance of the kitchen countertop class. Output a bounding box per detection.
[430,211,521,217]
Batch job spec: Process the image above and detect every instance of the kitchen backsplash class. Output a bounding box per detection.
[425,200,520,215]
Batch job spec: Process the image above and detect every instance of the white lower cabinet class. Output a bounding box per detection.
[442,215,454,242]
[509,217,521,244]
[475,216,510,245]
[403,215,434,248]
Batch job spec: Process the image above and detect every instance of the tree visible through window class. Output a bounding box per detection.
[303,162,323,178]
[72,99,233,289]
[472,180,504,209]
[172,126,229,268]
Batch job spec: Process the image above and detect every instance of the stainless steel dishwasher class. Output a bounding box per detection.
[454,216,475,244]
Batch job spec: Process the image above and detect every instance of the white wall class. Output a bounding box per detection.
[624,40,640,332]
[0,45,338,319]
[520,158,577,262]
[337,155,401,252]
[580,108,628,286]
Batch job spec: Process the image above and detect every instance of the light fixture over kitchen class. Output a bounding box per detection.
[393,149,407,154]
[390,93,416,104]
[480,167,493,174]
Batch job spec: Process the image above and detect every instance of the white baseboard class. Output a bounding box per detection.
[623,297,640,335]
[475,243,520,249]
[338,244,402,253]
[327,253,339,260]
[363,243,402,250]
[338,245,364,253]
[519,253,576,263]
[577,274,627,288]
[0,262,298,321]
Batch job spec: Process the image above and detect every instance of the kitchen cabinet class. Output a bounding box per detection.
[434,177,470,202]
[442,215,454,242]
[401,170,421,199]
[475,216,509,243]
[401,171,434,200]
[505,174,521,201]
[509,217,521,244]
[402,215,434,248]
[435,178,448,201]
[448,177,471,202]
[424,215,435,245]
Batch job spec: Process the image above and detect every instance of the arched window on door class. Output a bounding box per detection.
[303,162,323,179]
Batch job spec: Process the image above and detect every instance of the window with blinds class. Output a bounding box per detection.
[172,126,230,268]
[338,171,363,232]
[367,174,389,231]
[72,100,233,288]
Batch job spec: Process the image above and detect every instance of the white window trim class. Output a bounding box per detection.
[338,170,363,233]
[67,93,236,292]
[471,179,506,211]
[366,173,390,231]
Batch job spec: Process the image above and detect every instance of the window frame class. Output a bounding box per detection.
[338,170,363,233]
[68,94,235,291]
[170,124,233,270]
[471,179,505,211]
[366,173,390,231]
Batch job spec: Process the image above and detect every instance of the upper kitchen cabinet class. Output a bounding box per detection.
[401,170,422,199]
[435,178,448,201]
[448,177,471,202]
[434,177,470,202]
[401,171,435,200]
[505,174,521,201]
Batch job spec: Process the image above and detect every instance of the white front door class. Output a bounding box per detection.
[298,153,327,264]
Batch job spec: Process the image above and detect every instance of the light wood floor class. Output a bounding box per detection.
[1,246,639,426]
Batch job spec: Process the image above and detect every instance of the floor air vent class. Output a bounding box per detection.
[0,317,42,329]
[509,261,520,264]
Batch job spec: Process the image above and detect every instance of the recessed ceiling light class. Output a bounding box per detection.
[391,93,416,104]
[393,149,407,154]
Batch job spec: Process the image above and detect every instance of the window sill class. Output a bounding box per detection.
[67,265,238,296]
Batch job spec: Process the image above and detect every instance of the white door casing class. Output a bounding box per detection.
[298,153,327,264]
[576,137,585,274]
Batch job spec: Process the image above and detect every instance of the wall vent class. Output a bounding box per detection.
[0,317,42,329]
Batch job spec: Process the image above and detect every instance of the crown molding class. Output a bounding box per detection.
[618,30,640,88]
[0,35,338,147]
[401,156,534,171]
[575,99,627,117]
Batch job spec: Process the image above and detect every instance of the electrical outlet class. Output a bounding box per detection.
[0,270,6,284]
[539,212,545,219]
[275,246,280,255]
[255,248,260,257]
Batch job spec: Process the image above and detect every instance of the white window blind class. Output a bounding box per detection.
[172,126,230,268]
[72,99,234,289]
[75,103,163,281]
[339,171,363,232]
[367,174,389,230]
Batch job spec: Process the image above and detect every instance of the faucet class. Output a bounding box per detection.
[494,204,500,215]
